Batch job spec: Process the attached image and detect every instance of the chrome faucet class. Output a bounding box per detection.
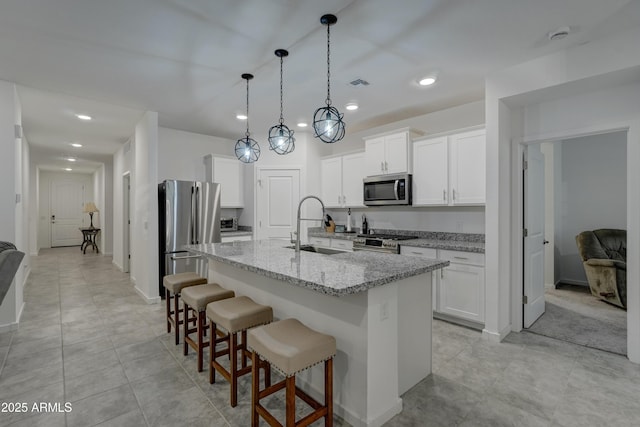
[295,195,325,253]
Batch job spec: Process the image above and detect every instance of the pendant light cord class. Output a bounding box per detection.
[245,78,250,137]
[279,55,284,125]
[326,23,332,106]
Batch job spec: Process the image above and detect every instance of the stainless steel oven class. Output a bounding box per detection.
[353,234,416,254]
[363,173,411,206]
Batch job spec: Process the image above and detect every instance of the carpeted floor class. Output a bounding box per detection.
[526,283,627,355]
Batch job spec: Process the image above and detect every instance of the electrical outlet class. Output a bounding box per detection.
[380,301,389,321]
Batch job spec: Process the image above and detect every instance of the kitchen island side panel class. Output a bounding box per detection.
[208,259,432,427]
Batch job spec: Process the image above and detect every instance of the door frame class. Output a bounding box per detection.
[123,172,131,273]
[512,123,632,333]
[254,165,304,241]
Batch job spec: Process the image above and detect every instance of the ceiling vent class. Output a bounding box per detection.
[349,78,370,87]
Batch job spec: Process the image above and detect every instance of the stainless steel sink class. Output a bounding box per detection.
[284,245,346,255]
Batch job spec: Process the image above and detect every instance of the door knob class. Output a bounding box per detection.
[543,240,549,245]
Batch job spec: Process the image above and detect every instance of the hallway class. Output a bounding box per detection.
[2,248,640,426]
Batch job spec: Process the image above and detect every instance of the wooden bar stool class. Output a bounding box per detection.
[182,283,235,372]
[248,318,336,427]
[163,272,207,345]
[206,296,273,407]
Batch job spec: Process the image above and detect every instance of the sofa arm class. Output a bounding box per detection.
[584,258,626,270]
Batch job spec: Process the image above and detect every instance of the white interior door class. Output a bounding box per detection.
[256,168,300,240]
[523,144,546,328]
[51,180,85,247]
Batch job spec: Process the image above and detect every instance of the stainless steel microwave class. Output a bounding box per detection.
[220,217,237,231]
[363,173,412,206]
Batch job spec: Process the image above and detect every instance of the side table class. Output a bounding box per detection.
[80,228,100,254]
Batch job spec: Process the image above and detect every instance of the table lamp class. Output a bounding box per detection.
[83,202,99,229]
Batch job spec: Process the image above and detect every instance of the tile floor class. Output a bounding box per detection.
[1,247,640,426]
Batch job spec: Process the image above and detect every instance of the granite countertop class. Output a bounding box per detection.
[220,230,253,237]
[184,240,448,296]
[308,229,485,253]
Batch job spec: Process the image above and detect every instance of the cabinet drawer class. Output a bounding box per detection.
[221,235,252,243]
[400,246,437,258]
[439,250,484,266]
[330,239,353,251]
[309,237,331,248]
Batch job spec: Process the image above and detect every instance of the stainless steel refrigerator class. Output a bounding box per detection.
[158,180,221,297]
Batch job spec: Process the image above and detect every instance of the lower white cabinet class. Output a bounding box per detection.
[221,234,252,243]
[401,246,485,325]
[438,250,485,324]
[309,236,353,251]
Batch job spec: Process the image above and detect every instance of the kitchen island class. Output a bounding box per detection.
[185,240,448,427]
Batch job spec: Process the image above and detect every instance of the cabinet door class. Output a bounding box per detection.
[213,157,244,208]
[439,262,485,323]
[330,239,353,251]
[400,245,438,311]
[320,157,343,208]
[364,136,386,176]
[450,130,485,205]
[384,132,409,174]
[413,137,448,205]
[309,237,331,247]
[341,152,366,207]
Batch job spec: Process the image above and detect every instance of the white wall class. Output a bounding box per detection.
[29,160,39,255]
[485,25,640,361]
[37,171,94,249]
[112,139,132,271]
[0,80,25,330]
[131,112,159,301]
[554,132,627,285]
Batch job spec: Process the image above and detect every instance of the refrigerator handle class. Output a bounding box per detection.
[190,186,196,245]
[194,185,200,244]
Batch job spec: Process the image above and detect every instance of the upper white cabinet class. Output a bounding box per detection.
[364,130,415,176]
[321,152,365,208]
[413,128,485,206]
[206,155,244,208]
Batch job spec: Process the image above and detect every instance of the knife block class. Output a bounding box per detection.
[325,220,336,233]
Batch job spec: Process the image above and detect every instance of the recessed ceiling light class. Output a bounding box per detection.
[345,103,359,111]
[75,114,92,121]
[64,168,72,171]
[67,157,77,162]
[297,122,308,128]
[548,26,570,41]
[236,114,248,120]
[418,77,436,86]
[70,143,83,148]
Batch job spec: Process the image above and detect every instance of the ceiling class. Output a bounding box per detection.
[1,0,637,173]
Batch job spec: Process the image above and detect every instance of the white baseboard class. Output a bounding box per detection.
[0,321,19,334]
[16,302,25,323]
[134,285,160,305]
[482,323,512,343]
[112,260,124,272]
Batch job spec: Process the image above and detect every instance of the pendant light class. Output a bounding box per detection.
[268,49,295,155]
[313,14,345,143]
[235,73,260,163]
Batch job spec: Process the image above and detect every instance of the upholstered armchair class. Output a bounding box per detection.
[575,229,626,309]
[0,241,25,305]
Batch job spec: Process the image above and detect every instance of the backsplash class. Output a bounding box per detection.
[308,227,484,242]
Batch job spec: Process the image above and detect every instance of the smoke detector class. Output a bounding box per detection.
[548,26,570,41]
[349,78,370,87]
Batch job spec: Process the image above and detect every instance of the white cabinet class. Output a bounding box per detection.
[364,130,412,176]
[450,130,486,205]
[438,250,485,324]
[309,236,353,251]
[320,152,365,208]
[412,129,485,206]
[401,245,485,325]
[206,156,244,208]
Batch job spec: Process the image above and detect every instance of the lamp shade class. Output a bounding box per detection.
[83,202,99,213]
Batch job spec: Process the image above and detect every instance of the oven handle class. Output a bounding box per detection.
[394,179,399,200]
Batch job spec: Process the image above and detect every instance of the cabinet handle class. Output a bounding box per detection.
[411,251,423,255]
[441,269,444,279]
[452,189,456,200]
[443,189,446,201]
[380,161,384,171]
[454,256,469,260]
[385,161,388,171]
